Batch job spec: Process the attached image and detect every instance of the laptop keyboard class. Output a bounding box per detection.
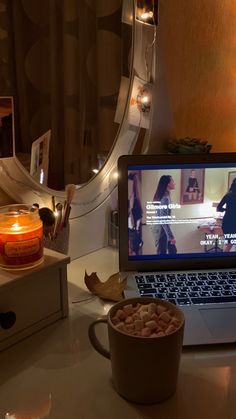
[135,271,236,306]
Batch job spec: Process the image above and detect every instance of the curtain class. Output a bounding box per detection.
[1,0,123,189]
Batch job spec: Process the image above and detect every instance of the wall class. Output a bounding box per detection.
[149,0,236,153]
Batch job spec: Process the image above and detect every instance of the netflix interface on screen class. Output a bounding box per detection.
[127,165,236,260]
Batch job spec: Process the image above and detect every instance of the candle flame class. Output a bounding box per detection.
[11,222,21,232]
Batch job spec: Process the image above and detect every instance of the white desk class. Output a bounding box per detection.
[0,247,236,419]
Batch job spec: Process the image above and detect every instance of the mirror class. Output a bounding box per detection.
[0,97,14,158]
[0,0,132,189]
[0,0,157,260]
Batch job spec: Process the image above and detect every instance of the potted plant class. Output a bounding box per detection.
[165,137,212,154]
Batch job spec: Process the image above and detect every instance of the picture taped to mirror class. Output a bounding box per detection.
[128,76,153,129]
[30,130,51,186]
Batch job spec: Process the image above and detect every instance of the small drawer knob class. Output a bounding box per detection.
[0,311,16,329]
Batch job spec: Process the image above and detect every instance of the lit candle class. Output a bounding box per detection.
[0,204,43,270]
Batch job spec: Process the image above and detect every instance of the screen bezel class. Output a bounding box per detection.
[118,152,236,272]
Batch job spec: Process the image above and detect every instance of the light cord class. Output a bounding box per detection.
[144,0,158,82]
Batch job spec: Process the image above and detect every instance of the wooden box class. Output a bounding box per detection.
[0,248,70,351]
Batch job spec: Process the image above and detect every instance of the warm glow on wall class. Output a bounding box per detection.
[153,0,236,154]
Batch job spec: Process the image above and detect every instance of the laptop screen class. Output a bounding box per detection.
[118,153,236,271]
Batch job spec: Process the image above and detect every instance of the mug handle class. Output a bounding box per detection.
[88,317,111,360]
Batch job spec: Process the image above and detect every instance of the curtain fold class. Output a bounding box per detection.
[1,0,123,189]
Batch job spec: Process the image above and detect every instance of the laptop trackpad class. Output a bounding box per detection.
[200,307,236,339]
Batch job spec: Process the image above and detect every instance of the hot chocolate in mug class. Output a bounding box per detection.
[89,297,185,404]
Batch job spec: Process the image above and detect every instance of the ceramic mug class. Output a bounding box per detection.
[89,297,185,404]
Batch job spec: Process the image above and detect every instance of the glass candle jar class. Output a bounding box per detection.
[0,204,44,270]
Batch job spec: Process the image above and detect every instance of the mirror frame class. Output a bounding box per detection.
[0,0,156,259]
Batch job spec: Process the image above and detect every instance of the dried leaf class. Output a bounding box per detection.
[84,270,127,302]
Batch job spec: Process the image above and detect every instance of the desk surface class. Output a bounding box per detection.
[0,247,236,418]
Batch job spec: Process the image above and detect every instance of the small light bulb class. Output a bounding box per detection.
[140,10,153,21]
[92,168,99,174]
[140,12,149,20]
[113,171,119,179]
[141,95,149,104]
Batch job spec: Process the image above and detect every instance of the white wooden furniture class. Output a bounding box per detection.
[0,248,70,351]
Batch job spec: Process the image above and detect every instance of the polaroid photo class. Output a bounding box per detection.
[30,130,51,185]
[122,0,133,25]
[128,76,153,129]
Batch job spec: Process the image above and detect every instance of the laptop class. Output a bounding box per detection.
[118,153,236,346]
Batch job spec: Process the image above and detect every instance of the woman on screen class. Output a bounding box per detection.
[152,175,177,254]
[217,178,236,252]
[128,172,143,255]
